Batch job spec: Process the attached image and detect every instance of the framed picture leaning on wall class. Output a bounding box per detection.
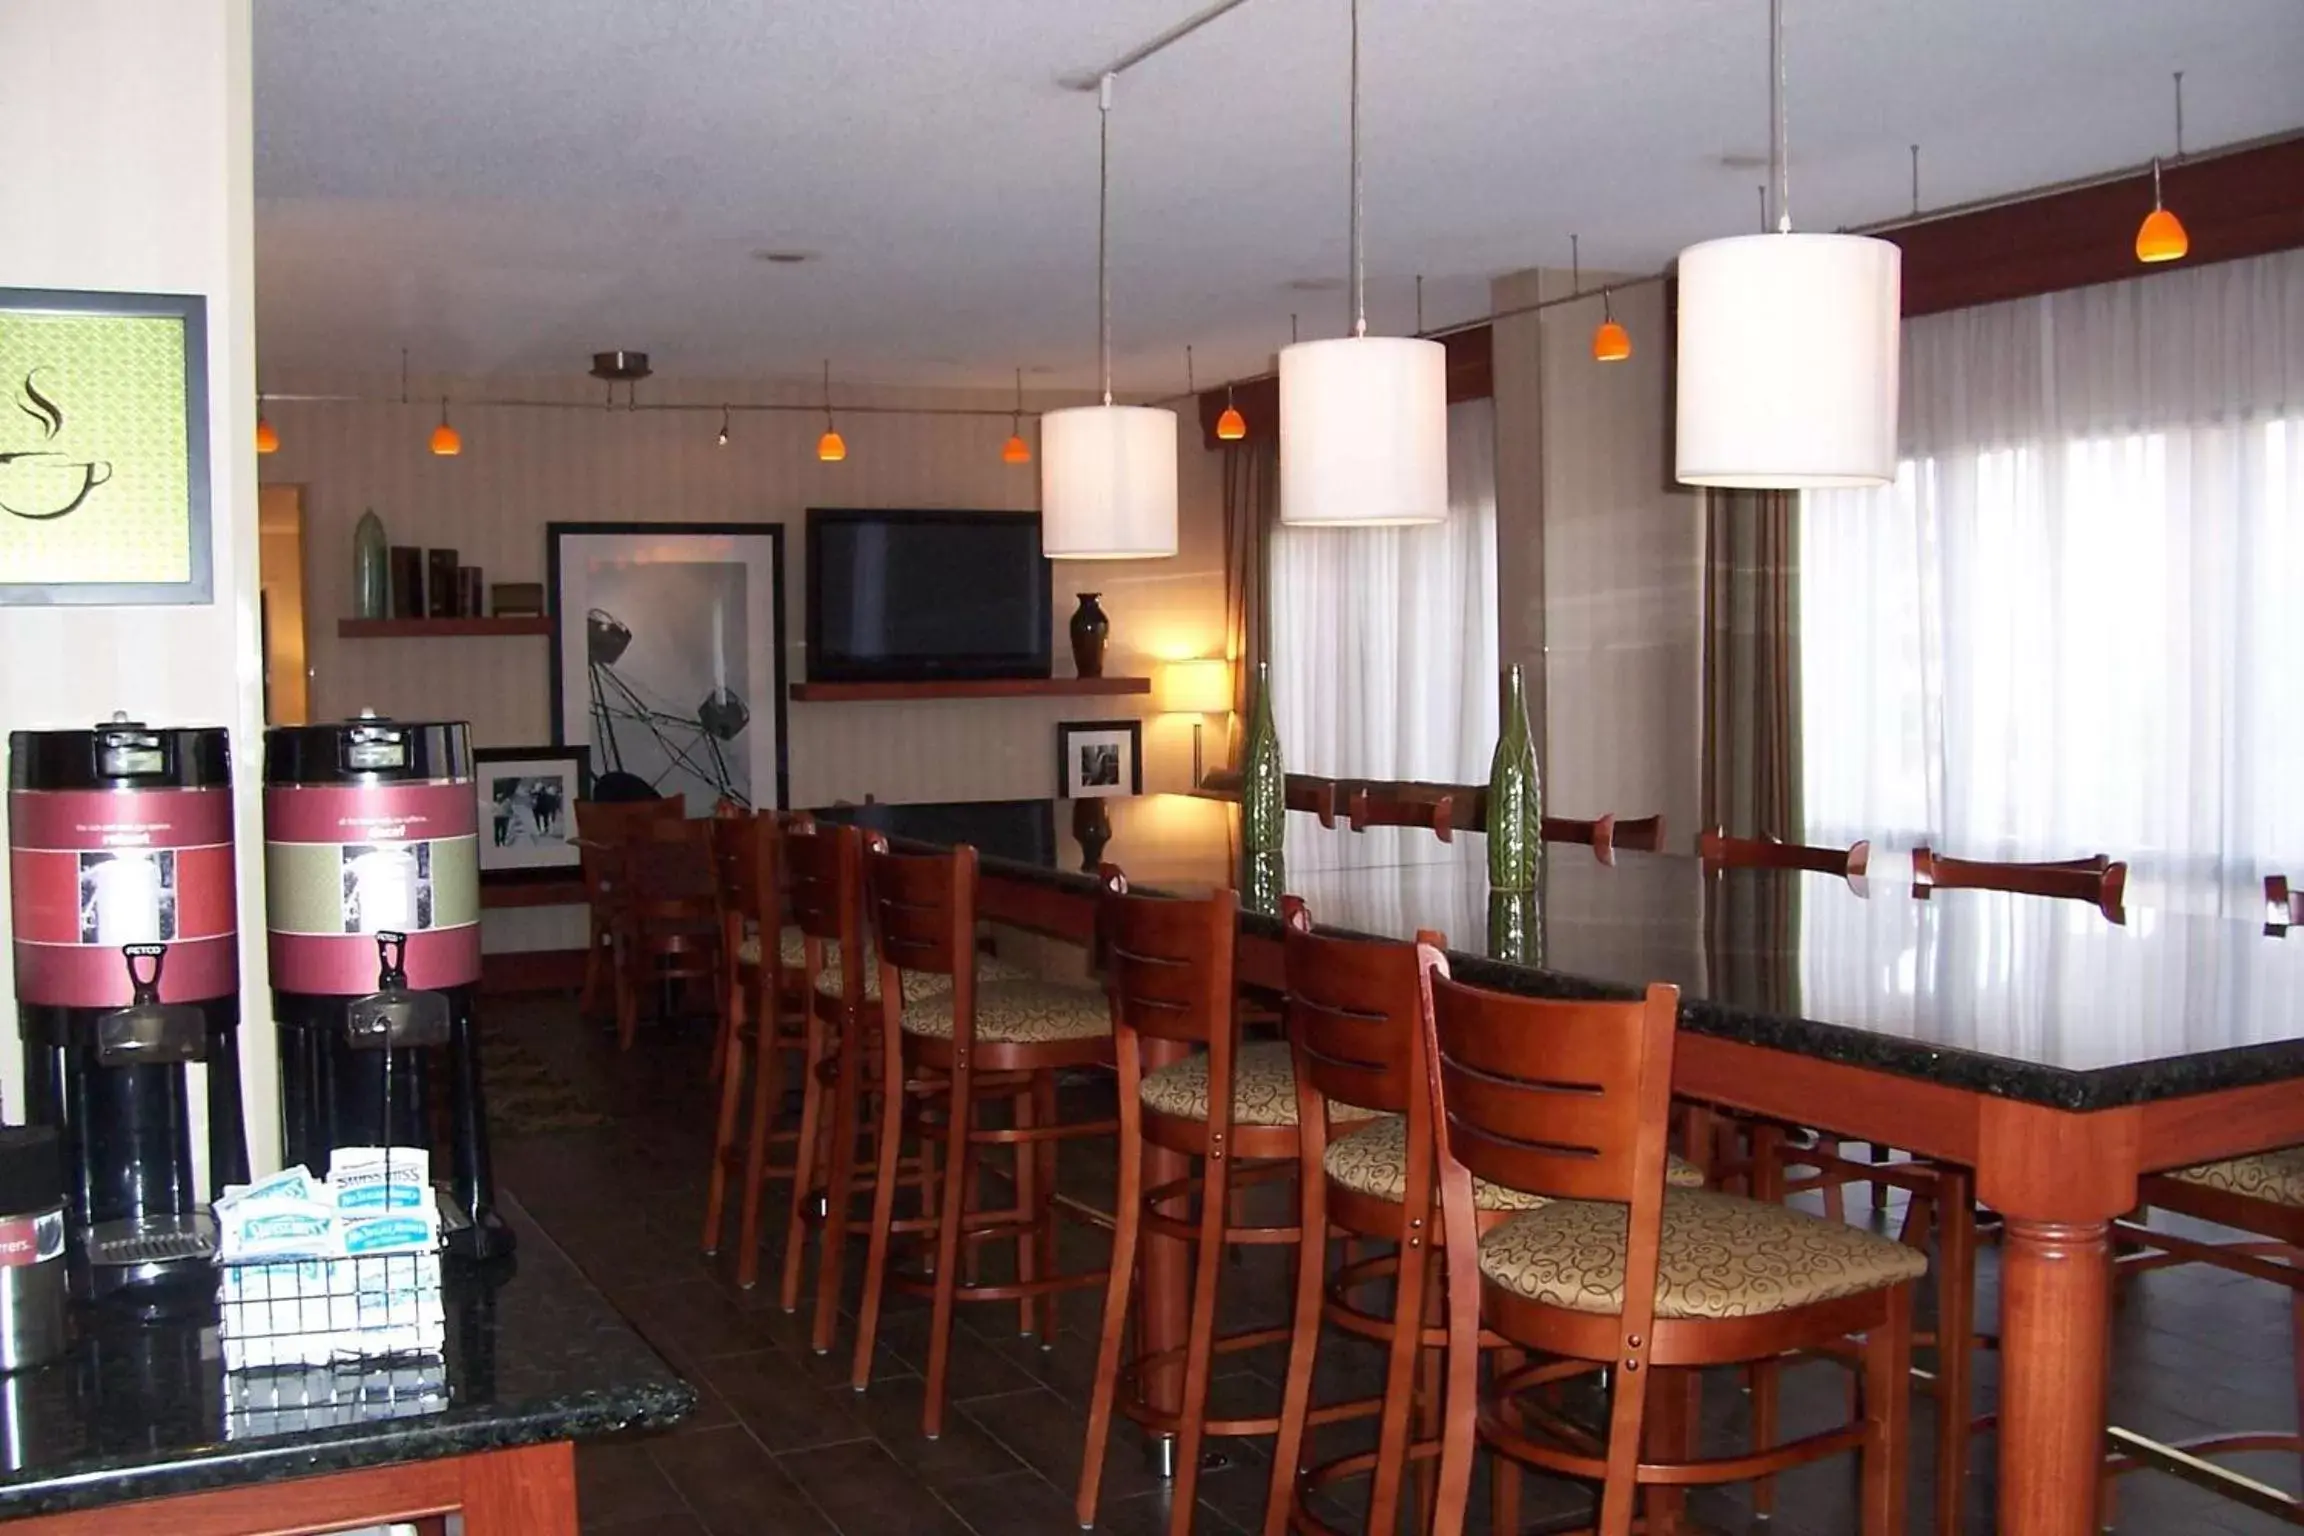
[0,288,211,605]
[474,744,590,881]
[1056,718,1142,799]
[546,522,789,814]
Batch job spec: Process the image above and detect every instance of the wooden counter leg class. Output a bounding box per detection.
[460,1441,578,1534]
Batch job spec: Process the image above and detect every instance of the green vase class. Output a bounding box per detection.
[1486,662,1542,891]
[353,509,389,620]
[1245,851,1287,919]
[1241,659,1284,856]
[1487,890,1544,968]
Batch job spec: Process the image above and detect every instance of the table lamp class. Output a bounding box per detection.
[1158,658,1233,789]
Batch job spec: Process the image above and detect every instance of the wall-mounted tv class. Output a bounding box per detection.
[805,508,1052,683]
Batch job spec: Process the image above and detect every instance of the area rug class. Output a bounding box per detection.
[480,1030,610,1138]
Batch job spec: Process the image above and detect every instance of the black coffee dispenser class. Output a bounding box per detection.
[263,717,509,1260]
[6,720,250,1307]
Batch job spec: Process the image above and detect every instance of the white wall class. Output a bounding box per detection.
[0,0,271,1166]
[1492,268,1704,845]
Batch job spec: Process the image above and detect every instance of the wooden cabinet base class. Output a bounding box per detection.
[3,1440,576,1536]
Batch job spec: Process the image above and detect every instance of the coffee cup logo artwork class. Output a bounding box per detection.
[0,368,115,521]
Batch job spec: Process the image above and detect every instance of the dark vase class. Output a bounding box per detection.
[1068,593,1110,678]
[1072,799,1113,874]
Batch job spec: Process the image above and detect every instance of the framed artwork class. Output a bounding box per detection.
[474,745,591,881]
[0,288,211,605]
[546,523,789,814]
[1056,718,1143,799]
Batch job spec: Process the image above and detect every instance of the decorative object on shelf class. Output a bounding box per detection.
[547,521,789,814]
[1039,73,1179,559]
[491,581,544,618]
[1071,798,1112,874]
[1278,0,1448,528]
[1486,662,1543,892]
[1056,718,1142,800]
[456,566,484,618]
[1068,592,1110,678]
[0,287,212,606]
[1487,889,1543,968]
[426,549,460,618]
[1674,0,1900,490]
[1240,659,1284,855]
[389,546,424,618]
[473,745,591,881]
[1157,657,1232,788]
[1244,850,1286,919]
[352,509,388,620]
[2136,73,2189,264]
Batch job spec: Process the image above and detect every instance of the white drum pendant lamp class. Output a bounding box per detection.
[1673,0,1901,490]
[1041,75,1179,560]
[1279,0,1448,528]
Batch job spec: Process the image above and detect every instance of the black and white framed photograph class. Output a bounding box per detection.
[1056,719,1143,800]
[547,523,788,815]
[474,745,591,880]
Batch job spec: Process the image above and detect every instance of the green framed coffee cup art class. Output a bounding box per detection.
[0,288,212,606]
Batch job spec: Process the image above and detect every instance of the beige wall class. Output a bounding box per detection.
[0,0,272,1163]
[1491,268,1704,844]
[258,372,1228,808]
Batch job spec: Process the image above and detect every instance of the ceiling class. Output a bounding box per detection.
[252,0,2304,394]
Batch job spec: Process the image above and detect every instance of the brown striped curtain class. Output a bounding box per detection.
[1700,488,1803,840]
[1221,440,1277,767]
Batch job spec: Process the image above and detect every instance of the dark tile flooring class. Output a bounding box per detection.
[488,993,2301,1535]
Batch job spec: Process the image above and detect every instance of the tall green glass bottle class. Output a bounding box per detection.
[1241,659,1284,856]
[352,509,389,620]
[1486,662,1542,891]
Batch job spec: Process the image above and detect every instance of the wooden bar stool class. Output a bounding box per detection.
[1267,902,1706,1536]
[572,796,681,1020]
[846,839,1115,1436]
[616,815,726,1052]
[1077,875,1369,1536]
[1420,953,1924,1536]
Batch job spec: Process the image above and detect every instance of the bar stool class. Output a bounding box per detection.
[571,796,681,1020]
[1267,901,1706,1536]
[617,815,726,1052]
[846,839,1115,1437]
[699,812,805,1271]
[1076,876,1342,1534]
[1420,952,1925,1536]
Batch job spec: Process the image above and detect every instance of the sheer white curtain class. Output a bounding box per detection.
[1269,398,1500,782]
[1802,248,2304,913]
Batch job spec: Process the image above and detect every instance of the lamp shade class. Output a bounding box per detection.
[1039,404,1179,559]
[1214,403,1247,441]
[429,420,461,457]
[1157,658,1232,714]
[1001,432,1032,465]
[1674,232,1902,489]
[254,416,279,455]
[1278,335,1448,526]
[2135,206,2188,264]
[1591,319,1632,363]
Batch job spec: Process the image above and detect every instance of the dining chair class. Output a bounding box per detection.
[571,796,682,1019]
[1418,952,1924,1536]
[1079,874,1349,1536]
[1699,827,1871,879]
[616,814,726,1052]
[1911,846,2128,920]
[848,839,1114,1436]
[1267,900,1705,1536]
[1286,773,1343,829]
[1541,812,1667,865]
[1348,782,1463,842]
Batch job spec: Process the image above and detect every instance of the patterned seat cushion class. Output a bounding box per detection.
[734,925,808,970]
[1323,1115,1708,1211]
[1138,1040,1381,1128]
[734,927,1030,1005]
[901,980,1114,1047]
[2167,1147,2304,1207]
[1478,1188,1926,1320]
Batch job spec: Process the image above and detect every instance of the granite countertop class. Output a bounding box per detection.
[818,795,2304,1114]
[0,1194,693,1520]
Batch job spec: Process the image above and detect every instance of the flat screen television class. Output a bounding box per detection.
[805,509,1052,683]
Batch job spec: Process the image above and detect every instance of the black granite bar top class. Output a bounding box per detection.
[0,1193,692,1520]
[819,795,2304,1114]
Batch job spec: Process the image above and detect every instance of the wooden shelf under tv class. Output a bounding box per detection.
[788,677,1152,703]
[338,617,552,639]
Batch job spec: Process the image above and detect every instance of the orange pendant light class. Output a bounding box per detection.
[816,359,846,462]
[1591,287,1632,363]
[2135,74,2189,265]
[428,399,461,457]
[1001,367,1031,464]
[254,414,279,454]
[1215,383,1246,441]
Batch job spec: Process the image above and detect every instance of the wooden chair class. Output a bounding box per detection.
[1286,774,1343,829]
[572,796,681,1019]
[1349,782,1467,842]
[1699,827,1871,879]
[2267,873,2300,932]
[1419,954,1923,1536]
[848,840,1114,1435]
[1911,846,2128,920]
[1266,900,1704,1536]
[1542,811,1667,865]
[615,815,725,1052]
[1078,874,1327,1535]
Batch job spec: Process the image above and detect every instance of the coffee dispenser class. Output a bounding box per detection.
[7,719,250,1306]
[263,714,508,1259]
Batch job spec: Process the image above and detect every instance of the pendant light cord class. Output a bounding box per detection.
[1769,0,1791,233]
[1098,73,1115,407]
[1348,0,1366,336]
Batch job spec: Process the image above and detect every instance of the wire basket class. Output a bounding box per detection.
[224,1353,449,1440]
[218,1251,445,1371]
